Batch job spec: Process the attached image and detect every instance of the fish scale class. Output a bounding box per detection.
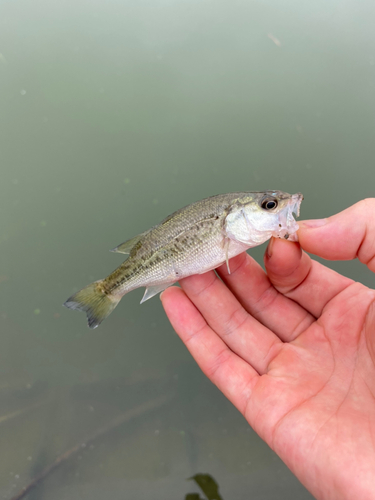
[113,216,227,293]
[64,190,303,328]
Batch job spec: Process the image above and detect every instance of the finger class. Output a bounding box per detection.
[298,198,375,272]
[176,269,282,375]
[160,286,258,415]
[265,238,354,318]
[216,253,315,342]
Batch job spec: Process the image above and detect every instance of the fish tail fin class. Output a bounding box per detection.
[63,281,121,329]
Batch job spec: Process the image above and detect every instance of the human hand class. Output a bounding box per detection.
[161,199,375,500]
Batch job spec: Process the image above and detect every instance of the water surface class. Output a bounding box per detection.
[1,0,374,498]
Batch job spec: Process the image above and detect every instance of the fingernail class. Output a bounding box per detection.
[266,238,274,258]
[299,218,328,228]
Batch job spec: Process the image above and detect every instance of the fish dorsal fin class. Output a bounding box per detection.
[110,232,146,254]
[140,283,174,304]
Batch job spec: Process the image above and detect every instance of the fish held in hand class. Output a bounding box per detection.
[64,191,303,329]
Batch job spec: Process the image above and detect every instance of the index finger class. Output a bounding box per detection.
[160,286,259,415]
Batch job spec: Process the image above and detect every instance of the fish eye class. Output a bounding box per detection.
[261,197,278,210]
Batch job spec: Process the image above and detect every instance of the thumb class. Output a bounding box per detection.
[298,199,375,272]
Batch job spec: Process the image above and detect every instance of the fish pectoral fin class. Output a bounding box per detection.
[110,232,146,254]
[140,283,174,304]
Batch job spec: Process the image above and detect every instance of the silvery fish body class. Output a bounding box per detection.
[64,191,303,328]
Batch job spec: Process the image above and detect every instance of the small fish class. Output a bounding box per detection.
[64,191,303,328]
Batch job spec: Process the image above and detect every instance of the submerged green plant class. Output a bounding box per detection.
[185,474,224,500]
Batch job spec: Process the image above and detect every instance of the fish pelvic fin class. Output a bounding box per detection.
[64,281,121,329]
[224,238,231,274]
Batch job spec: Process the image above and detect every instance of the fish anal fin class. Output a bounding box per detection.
[140,283,174,304]
[110,232,145,254]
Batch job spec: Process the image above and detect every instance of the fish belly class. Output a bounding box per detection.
[122,235,250,294]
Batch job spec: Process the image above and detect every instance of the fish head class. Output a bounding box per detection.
[225,191,303,246]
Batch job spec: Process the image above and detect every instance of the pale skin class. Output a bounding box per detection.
[160,199,375,500]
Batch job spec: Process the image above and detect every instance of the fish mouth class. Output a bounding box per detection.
[272,192,303,241]
[285,193,303,241]
[290,193,304,218]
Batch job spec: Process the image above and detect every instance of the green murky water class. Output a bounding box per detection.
[1,0,374,498]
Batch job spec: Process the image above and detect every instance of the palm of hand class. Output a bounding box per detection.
[162,203,375,500]
[251,280,375,500]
